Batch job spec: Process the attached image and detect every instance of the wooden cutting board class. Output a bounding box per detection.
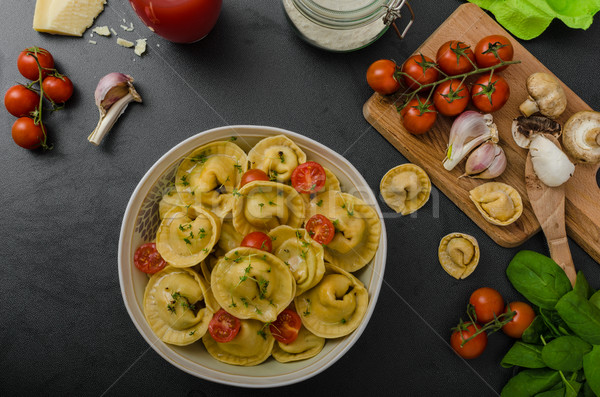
[363,3,600,263]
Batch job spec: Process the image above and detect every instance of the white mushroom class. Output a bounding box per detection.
[519,73,567,119]
[530,134,574,187]
[562,111,600,164]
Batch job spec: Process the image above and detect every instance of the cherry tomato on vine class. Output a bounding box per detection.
[305,214,335,245]
[401,54,439,90]
[366,59,400,95]
[133,242,167,274]
[208,309,241,343]
[432,79,470,116]
[270,309,302,344]
[42,75,73,103]
[17,47,55,80]
[291,161,326,194]
[471,74,510,112]
[474,35,514,71]
[11,117,46,150]
[469,287,504,324]
[436,41,475,75]
[4,85,40,117]
[400,97,437,135]
[450,322,488,359]
[502,302,535,338]
[240,169,269,187]
[241,231,272,252]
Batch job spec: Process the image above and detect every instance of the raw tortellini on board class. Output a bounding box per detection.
[469,182,523,226]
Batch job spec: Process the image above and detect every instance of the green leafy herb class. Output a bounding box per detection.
[241,297,249,308]
[183,237,191,245]
[500,368,561,396]
[541,336,592,372]
[501,341,545,369]
[167,304,176,314]
[232,188,241,197]
[278,151,285,163]
[302,299,311,316]
[189,330,196,336]
[234,164,243,174]
[258,279,269,299]
[583,346,600,396]
[190,154,208,164]
[269,169,278,181]
[555,291,600,345]
[268,200,276,206]
[180,175,190,187]
[229,136,237,141]
[316,199,323,207]
[198,228,206,239]
[340,318,346,324]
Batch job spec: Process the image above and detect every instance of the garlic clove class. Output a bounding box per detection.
[530,134,575,187]
[464,142,507,179]
[443,111,498,171]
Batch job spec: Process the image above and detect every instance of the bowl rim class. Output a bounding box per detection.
[118,125,387,388]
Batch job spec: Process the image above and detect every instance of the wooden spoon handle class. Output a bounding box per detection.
[548,236,577,286]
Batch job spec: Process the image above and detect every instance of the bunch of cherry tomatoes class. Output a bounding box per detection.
[4,47,74,150]
[366,35,516,134]
[450,287,535,359]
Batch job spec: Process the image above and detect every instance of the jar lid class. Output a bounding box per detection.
[293,0,390,28]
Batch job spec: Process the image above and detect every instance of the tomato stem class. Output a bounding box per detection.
[452,304,516,347]
[29,52,53,150]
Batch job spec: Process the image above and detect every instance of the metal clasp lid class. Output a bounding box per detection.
[383,0,415,39]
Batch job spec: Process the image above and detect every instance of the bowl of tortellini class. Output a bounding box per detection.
[118,125,387,387]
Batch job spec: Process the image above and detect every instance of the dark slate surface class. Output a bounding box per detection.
[1,1,599,396]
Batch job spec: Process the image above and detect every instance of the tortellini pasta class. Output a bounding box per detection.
[143,266,216,345]
[380,164,431,215]
[271,326,325,363]
[210,247,296,323]
[247,135,307,183]
[295,264,369,338]
[158,186,192,220]
[469,182,523,226]
[438,233,480,279]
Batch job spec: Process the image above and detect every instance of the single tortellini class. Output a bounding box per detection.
[438,233,480,279]
[301,167,341,210]
[217,221,243,253]
[233,181,305,235]
[469,182,523,226]
[202,318,274,366]
[143,266,217,345]
[247,135,306,183]
[295,264,369,338]
[269,225,325,296]
[308,191,381,272]
[176,141,248,218]
[156,205,221,268]
[210,247,296,323]
[272,325,325,363]
[380,164,431,215]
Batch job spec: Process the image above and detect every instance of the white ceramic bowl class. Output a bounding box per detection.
[118,125,387,387]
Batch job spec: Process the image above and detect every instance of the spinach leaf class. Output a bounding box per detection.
[583,381,596,397]
[563,379,582,397]
[583,346,600,396]
[590,291,600,311]
[506,251,572,309]
[522,316,548,344]
[540,309,572,338]
[541,336,591,372]
[500,368,561,397]
[535,387,564,397]
[501,341,545,368]
[555,291,600,345]
[574,271,595,300]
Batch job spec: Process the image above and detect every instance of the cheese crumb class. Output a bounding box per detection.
[134,39,147,56]
[117,38,134,48]
[120,24,134,32]
[92,26,111,36]
[88,40,97,44]
[110,27,118,36]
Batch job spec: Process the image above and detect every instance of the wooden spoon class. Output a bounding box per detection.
[525,135,577,286]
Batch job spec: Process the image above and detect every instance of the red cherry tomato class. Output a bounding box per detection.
[11,117,46,150]
[17,47,55,80]
[502,302,535,338]
[436,40,475,75]
[291,161,326,194]
[432,79,470,117]
[400,97,437,135]
[240,169,270,187]
[401,54,439,90]
[471,74,510,113]
[474,35,514,71]
[133,242,167,274]
[208,309,241,343]
[42,75,74,103]
[4,85,40,117]
[241,231,272,252]
[270,309,302,344]
[366,59,400,95]
[450,322,488,359]
[305,214,335,245]
[469,287,504,324]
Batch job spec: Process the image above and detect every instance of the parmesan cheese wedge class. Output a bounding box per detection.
[33,0,106,37]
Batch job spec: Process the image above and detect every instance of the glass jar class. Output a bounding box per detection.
[282,0,413,52]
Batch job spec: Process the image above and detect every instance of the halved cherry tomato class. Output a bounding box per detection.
[133,242,167,274]
[240,169,269,187]
[305,214,335,245]
[4,85,40,117]
[291,161,326,194]
[474,35,514,71]
[471,74,510,113]
[450,322,487,359]
[241,231,272,252]
[432,79,470,116]
[209,309,241,343]
[436,41,475,75]
[366,59,400,95]
[270,309,302,344]
[502,302,535,338]
[11,117,46,150]
[400,97,437,135]
[469,287,504,324]
[42,75,73,103]
[17,47,55,80]
[401,54,439,90]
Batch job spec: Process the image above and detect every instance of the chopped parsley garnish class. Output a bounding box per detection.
[180,175,190,187]
[167,304,176,314]
[268,200,276,206]
[341,318,347,324]
[302,299,311,316]
[258,203,264,211]
[234,164,243,174]
[232,188,242,197]
[183,237,191,245]
[190,154,208,164]
[241,297,249,308]
[278,151,285,163]
[316,199,323,207]
[198,228,206,239]
[300,249,308,259]
[229,136,237,142]
[300,240,309,248]
[269,169,279,181]
[333,219,340,227]
[295,231,302,240]
[189,330,196,336]
[258,279,269,299]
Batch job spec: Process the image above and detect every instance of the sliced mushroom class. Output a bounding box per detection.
[511,115,562,149]
[562,111,600,164]
[519,73,567,119]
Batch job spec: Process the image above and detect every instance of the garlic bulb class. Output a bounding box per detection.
[530,135,575,187]
[464,142,507,179]
[443,111,498,171]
